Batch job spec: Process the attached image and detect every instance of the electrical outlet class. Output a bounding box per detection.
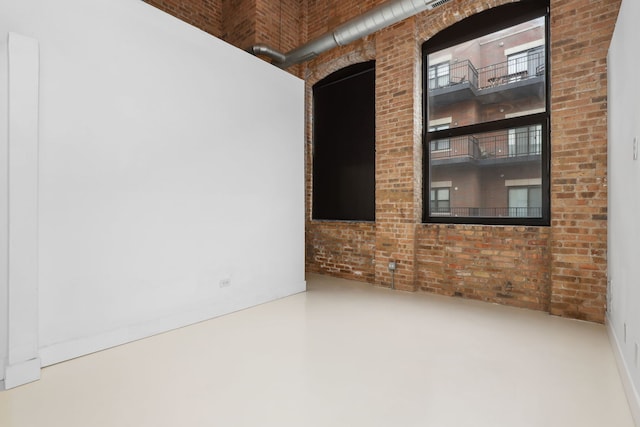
[388,261,397,272]
[219,278,231,288]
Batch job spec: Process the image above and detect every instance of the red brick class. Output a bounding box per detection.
[147,0,622,323]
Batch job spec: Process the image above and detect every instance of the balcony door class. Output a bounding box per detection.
[508,186,542,217]
[508,125,542,156]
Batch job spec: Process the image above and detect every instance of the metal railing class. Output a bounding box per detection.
[430,128,542,160]
[428,60,478,90]
[428,51,544,91]
[477,50,545,89]
[431,206,542,217]
[430,135,480,159]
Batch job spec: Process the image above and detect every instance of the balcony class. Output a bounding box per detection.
[428,52,545,107]
[427,60,478,105]
[430,128,541,166]
[431,206,542,217]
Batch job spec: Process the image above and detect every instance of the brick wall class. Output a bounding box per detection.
[141,0,621,323]
[255,0,305,76]
[549,0,620,321]
[221,0,257,49]
[304,31,377,285]
[255,0,303,52]
[417,224,551,311]
[303,0,620,323]
[145,0,303,73]
[144,0,223,37]
[307,0,386,40]
[374,18,421,292]
[306,222,376,283]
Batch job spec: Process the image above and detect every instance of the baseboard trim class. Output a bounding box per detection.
[607,316,640,426]
[4,358,41,389]
[40,281,306,368]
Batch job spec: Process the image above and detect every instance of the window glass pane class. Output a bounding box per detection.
[427,16,546,129]
[529,186,542,208]
[508,51,527,75]
[508,186,541,217]
[430,187,451,215]
[429,62,451,89]
[508,187,528,217]
[430,128,542,219]
[429,124,450,150]
[508,125,541,156]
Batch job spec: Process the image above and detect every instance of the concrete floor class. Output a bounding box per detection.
[0,274,634,426]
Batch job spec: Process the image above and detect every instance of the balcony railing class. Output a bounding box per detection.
[430,128,542,161]
[431,207,542,217]
[477,51,545,90]
[428,51,544,91]
[428,60,478,90]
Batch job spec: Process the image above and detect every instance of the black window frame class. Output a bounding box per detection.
[422,0,551,226]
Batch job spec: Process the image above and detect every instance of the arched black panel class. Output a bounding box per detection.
[312,61,376,221]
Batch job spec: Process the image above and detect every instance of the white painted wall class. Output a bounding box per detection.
[0,34,8,383]
[608,0,640,420]
[0,0,305,384]
[2,33,42,389]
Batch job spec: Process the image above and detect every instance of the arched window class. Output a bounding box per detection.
[423,1,550,225]
[312,61,376,221]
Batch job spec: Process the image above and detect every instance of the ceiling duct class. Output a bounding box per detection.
[248,0,453,68]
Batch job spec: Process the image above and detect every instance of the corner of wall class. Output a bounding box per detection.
[3,358,41,390]
[3,32,40,390]
[0,33,9,384]
[607,317,640,426]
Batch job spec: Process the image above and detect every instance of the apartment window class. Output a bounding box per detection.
[508,125,542,156]
[312,61,375,221]
[423,0,550,226]
[431,188,451,215]
[507,51,528,76]
[429,124,450,151]
[508,186,542,217]
[428,62,450,89]
[507,46,544,82]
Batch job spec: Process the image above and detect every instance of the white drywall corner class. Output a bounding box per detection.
[3,32,41,389]
[0,0,305,387]
[607,0,640,422]
[0,32,8,385]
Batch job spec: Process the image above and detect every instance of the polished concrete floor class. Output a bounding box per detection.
[0,274,635,426]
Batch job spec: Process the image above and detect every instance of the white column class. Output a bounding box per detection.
[3,32,41,389]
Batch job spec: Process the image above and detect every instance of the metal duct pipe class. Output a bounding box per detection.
[249,0,452,68]
[247,44,287,64]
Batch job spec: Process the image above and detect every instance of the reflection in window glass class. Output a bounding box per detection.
[427,17,546,128]
[424,8,549,225]
[508,125,542,156]
[428,62,450,89]
[508,186,542,217]
[431,188,451,215]
[429,124,450,150]
[429,128,542,218]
